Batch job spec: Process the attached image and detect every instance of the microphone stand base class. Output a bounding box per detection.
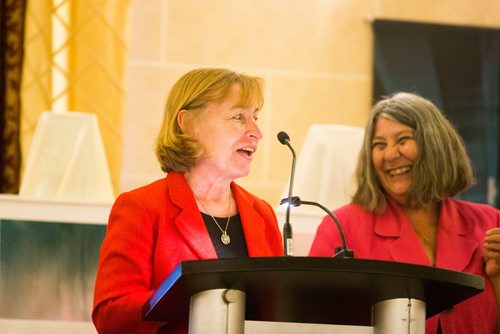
[334,248,354,259]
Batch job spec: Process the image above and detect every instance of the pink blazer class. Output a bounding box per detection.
[93,172,283,333]
[310,197,500,334]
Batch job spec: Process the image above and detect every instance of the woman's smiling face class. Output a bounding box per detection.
[371,117,418,206]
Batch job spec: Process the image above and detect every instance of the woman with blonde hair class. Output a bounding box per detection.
[93,68,283,333]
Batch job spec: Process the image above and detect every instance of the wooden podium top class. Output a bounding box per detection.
[142,257,484,326]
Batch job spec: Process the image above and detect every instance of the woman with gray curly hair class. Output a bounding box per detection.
[310,92,500,334]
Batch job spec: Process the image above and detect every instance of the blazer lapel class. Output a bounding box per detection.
[168,173,217,259]
[375,200,433,266]
[389,224,433,266]
[435,199,477,271]
[232,184,267,256]
[374,198,479,270]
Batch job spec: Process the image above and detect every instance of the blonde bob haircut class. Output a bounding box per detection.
[155,68,264,173]
[352,92,474,213]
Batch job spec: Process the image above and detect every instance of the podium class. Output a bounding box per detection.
[142,257,484,333]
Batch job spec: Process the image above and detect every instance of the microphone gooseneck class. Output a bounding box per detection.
[277,131,296,256]
[279,196,354,258]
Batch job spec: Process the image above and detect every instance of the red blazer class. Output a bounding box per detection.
[310,197,500,334]
[93,172,283,334]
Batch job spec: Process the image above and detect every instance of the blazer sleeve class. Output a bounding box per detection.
[92,192,159,334]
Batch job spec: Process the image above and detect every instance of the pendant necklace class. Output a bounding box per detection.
[197,191,232,245]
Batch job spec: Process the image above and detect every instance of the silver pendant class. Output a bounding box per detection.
[221,232,230,245]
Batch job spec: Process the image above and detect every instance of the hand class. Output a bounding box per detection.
[484,228,500,280]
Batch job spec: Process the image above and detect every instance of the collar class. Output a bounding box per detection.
[373,197,478,271]
[167,172,269,258]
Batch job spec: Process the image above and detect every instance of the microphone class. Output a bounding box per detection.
[277,131,295,256]
[280,196,354,258]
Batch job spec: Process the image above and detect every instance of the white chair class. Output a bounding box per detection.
[275,124,365,255]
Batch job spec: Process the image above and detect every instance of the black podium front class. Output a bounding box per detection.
[142,257,484,333]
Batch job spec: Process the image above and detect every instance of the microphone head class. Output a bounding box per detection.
[277,131,290,145]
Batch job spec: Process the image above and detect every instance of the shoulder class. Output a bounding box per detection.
[310,203,373,257]
[108,174,189,230]
[315,203,376,236]
[442,198,499,231]
[333,203,374,222]
[446,198,499,219]
[232,182,268,206]
[116,177,168,203]
[111,177,173,219]
[231,182,275,216]
[115,172,190,204]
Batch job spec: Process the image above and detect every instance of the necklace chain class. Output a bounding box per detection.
[196,191,232,245]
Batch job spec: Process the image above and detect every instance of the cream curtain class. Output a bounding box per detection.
[21,0,131,195]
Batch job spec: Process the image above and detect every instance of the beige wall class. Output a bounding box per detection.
[121,0,500,207]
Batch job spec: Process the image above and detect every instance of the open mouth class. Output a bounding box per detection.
[388,166,411,176]
[237,147,256,157]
